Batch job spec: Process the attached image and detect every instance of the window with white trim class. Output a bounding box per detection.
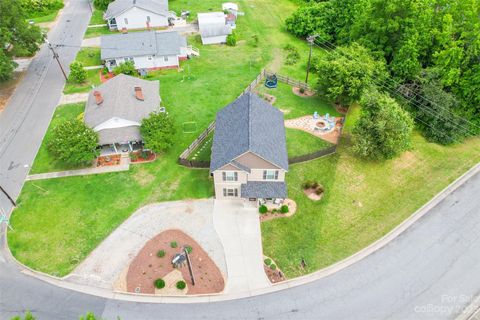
[223,188,238,197]
[263,170,279,180]
[164,56,169,62]
[147,16,151,22]
[222,171,238,182]
[124,18,128,24]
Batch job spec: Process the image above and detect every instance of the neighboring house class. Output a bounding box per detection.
[198,12,232,45]
[84,74,162,152]
[210,92,289,205]
[104,0,173,31]
[101,31,194,72]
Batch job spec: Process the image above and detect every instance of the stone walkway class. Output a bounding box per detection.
[26,157,130,181]
[65,199,227,290]
[81,37,100,47]
[84,65,103,70]
[213,200,271,294]
[58,92,89,104]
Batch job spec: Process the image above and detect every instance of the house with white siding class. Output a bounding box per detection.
[101,31,198,72]
[198,12,232,45]
[210,93,289,205]
[104,0,174,31]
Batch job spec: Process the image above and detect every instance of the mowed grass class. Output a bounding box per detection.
[286,128,332,158]
[75,48,102,67]
[187,131,214,161]
[30,103,89,174]
[89,8,105,25]
[257,82,339,119]
[63,69,102,95]
[9,0,313,275]
[262,105,480,277]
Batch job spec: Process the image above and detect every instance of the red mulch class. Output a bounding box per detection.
[260,212,289,222]
[100,70,114,83]
[130,150,156,163]
[96,154,121,167]
[264,265,286,283]
[126,229,225,295]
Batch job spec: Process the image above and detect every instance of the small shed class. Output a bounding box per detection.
[198,12,232,45]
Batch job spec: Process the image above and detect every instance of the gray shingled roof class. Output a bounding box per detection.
[200,25,232,38]
[105,0,169,19]
[210,92,289,172]
[101,31,186,60]
[84,74,160,144]
[98,126,142,145]
[241,182,287,199]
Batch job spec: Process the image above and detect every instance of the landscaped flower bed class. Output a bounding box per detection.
[259,199,297,222]
[130,150,156,163]
[96,154,121,167]
[263,256,286,283]
[302,181,324,201]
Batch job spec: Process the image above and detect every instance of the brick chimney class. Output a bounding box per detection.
[134,86,144,101]
[93,91,103,105]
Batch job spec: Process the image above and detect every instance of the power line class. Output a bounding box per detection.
[46,39,68,81]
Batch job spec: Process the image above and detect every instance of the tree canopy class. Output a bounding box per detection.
[352,89,414,160]
[140,112,176,153]
[69,61,87,84]
[48,120,99,164]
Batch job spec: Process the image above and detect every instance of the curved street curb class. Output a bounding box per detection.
[4,162,479,304]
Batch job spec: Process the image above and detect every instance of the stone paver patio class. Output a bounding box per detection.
[285,115,343,144]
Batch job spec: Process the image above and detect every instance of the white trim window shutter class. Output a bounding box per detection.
[234,172,238,181]
[222,172,226,181]
[234,189,238,197]
[263,170,267,180]
[275,171,279,180]
[223,188,226,197]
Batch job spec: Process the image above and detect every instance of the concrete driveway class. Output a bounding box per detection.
[66,199,227,290]
[213,200,271,294]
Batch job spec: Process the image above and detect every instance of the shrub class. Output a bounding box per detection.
[315,187,324,196]
[270,264,277,270]
[185,245,192,254]
[68,61,87,83]
[280,205,289,214]
[170,241,177,248]
[264,258,272,266]
[140,112,176,153]
[156,249,165,258]
[130,153,138,161]
[141,151,149,159]
[154,278,165,289]
[302,181,313,189]
[113,61,137,76]
[176,280,186,290]
[226,33,237,46]
[299,87,305,94]
[102,67,108,75]
[259,205,268,214]
[311,182,319,189]
[283,45,300,65]
[272,208,277,213]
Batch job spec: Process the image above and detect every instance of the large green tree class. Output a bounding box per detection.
[48,120,99,164]
[352,89,414,160]
[0,0,43,80]
[140,112,176,153]
[316,43,387,107]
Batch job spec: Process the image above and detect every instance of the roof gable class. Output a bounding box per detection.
[210,92,288,172]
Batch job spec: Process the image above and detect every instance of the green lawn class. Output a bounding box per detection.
[89,8,105,25]
[75,48,102,67]
[63,69,102,94]
[286,128,332,158]
[9,0,480,278]
[30,103,89,174]
[84,26,118,38]
[262,105,480,277]
[187,131,214,161]
[257,82,339,119]
[26,2,64,24]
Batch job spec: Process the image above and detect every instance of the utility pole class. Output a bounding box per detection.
[305,34,319,84]
[45,39,68,81]
[0,185,16,207]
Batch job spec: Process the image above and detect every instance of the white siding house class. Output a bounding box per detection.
[104,0,172,31]
[101,31,190,71]
[198,12,232,45]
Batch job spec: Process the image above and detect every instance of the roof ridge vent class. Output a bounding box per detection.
[93,90,103,105]
[134,86,144,101]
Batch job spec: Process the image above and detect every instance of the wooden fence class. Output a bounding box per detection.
[239,69,267,96]
[178,121,215,168]
[288,145,337,164]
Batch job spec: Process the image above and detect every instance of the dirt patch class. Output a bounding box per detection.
[259,92,276,105]
[132,167,156,187]
[126,229,225,295]
[292,86,315,97]
[303,188,323,201]
[260,199,297,222]
[393,151,417,171]
[0,71,26,112]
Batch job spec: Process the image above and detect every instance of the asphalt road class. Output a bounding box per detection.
[1,1,480,319]
[0,0,91,214]
[0,170,478,320]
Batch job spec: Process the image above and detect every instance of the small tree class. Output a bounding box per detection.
[226,33,237,46]
[140,112,176,153]
[113,61,137,76]
[316,43,387,107]
[352,89,413,160]
[0,51,17,82]
[48,120,99,164]
[69,61,87,83]
[10,311,35,320]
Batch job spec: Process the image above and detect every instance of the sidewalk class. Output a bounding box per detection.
[26,158,130,181]
[58,92,89,104]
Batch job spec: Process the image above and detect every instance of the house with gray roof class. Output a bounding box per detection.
[210,92,288,205]
[84,74,162,152]
[101,30,191,72]
[104,0,173,31]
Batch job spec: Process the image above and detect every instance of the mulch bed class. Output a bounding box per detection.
[259,199,297,222]
[264,265,286,283]
[303,188,324,201]
[335,104,349,114]
[130,150,156,164]
[292,86,316,97]
[126,229,225,295]
[96,154,121,167]
[100,70,114,83]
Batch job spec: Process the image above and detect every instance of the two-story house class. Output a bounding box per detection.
[210,92,288,205]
